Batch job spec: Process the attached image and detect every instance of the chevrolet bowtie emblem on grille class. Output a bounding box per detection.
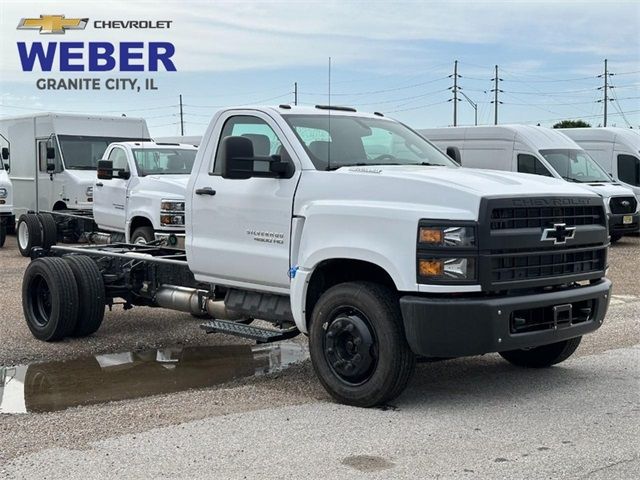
[17,15,88,34]
[541,223,576,245]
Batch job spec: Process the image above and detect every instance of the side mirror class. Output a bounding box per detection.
[446,146,462,165]
[220,136,292,179]
[1,147,9,160]
[117,169,131,180]
[97,160,114,180]
[46,147,55,160]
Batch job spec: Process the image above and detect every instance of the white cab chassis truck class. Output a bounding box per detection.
[22,106,612,407]
[559,127,640,205]
[419,125,639,242]
[14,141,196,256]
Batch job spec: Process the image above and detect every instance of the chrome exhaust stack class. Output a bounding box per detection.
[154,285,247,321]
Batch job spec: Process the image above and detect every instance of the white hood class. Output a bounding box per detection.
[65,169,98,186]
[136,174,189,198]
[577,182,635,199]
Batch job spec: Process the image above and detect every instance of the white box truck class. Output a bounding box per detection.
[0,147,12,247]
[419,125,639,242]
[559,127,640,204]
[21,105,612,407]
[0,113,150,222]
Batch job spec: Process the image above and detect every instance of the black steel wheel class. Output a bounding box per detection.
[22,257,79,341]
[309,281,415,407]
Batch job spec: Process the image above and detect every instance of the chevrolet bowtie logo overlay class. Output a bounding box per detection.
[17,15,88,34]
[541,223,576,245]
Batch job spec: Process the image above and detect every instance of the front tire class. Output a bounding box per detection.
[309,281,415,407]
[0,222,5,248]
[22,257,79,341]
[499,337,582,368]
[131,226,154,245]
[610,233,622,243]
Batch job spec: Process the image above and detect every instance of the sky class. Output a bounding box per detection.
[0,0,639,137]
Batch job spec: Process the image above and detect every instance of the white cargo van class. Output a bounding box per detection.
[419,125,639,241]
[559,127,640,203]
[0,113,150,220]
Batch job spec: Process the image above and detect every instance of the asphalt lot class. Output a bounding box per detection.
[1,234,639,478]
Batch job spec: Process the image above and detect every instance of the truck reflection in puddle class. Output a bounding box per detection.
[0,343,308,414]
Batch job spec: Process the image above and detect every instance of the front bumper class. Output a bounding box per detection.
[399,279,611,357]
[608,212,639,235]
[154,231,185,249]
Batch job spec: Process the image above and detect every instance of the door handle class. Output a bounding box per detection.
[95,182,104,187]
[195,187,216,196]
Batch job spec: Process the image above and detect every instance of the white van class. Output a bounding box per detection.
[419,125,639,241]
[0,113,150,220]
[559,127,640,204]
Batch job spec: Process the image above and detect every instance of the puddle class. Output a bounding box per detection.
[0,342,308,414]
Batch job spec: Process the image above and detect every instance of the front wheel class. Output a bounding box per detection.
[0,222,5,248]
[309,281,415,407]
[499,337,582,368]
[131,226,155,245]
[610,233,623,244]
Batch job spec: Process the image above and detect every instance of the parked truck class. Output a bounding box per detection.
[0,149,12,247]
[0,113,150,241]
[419,125,639,242]
[15,141,197,255]
[22,105,612,407]
[559,127,640,204]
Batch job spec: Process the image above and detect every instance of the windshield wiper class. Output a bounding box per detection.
[410,162,443,167]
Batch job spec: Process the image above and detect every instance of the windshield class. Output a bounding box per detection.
[132,148,197,175]
[540,149,611,183]
[282,114,458,170]
[58,135,147,170]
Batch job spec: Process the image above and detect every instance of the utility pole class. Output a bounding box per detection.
[597,59,614,127]
[294,82,298,106]
[179,94,184,135]
[449,60,461,126]
[490,65,503,125]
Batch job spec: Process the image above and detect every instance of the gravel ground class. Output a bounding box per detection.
[0,233,638,475]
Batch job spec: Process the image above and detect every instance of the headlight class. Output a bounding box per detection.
[161,200,185,212]
[418,225,476,247]
[160,199,185,226]
[0,188,7,198]
[418,257,476,281]
[417,222,477,284]
[86,186,93,197]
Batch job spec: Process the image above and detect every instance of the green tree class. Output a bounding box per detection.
[552,119,591,128]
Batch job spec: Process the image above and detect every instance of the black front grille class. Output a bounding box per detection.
[490,205,605,230]
[609,196,637,214]
[510,299,594,334]
[490,248,606,284]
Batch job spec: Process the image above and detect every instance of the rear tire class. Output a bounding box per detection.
[17,213,43,257]
[63,255,106,337]
[22,257,79,341]
[131,226,154,245]
[37,213,58,249]
[499,337,582,368]
[309,281,415,407]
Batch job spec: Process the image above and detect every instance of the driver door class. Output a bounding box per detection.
[93,146,130,232]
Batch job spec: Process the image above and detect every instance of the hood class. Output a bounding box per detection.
[138,174,189,197]
[295,165,600,222]
[343,165,596,197]
[577,182,636,199]
[65,169,98,185]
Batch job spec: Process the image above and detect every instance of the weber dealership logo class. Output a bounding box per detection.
[16,14,176,92]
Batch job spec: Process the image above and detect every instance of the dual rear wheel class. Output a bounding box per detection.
[16,213,58,257]
[22,255,105,341]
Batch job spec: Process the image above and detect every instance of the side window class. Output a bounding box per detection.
[108,148,129,171]
[517,154,553,177]
[618,154,640,186]
[213,115,286,174]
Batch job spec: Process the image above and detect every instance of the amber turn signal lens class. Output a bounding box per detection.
[419,227,443,244]
[418,259,444,277]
